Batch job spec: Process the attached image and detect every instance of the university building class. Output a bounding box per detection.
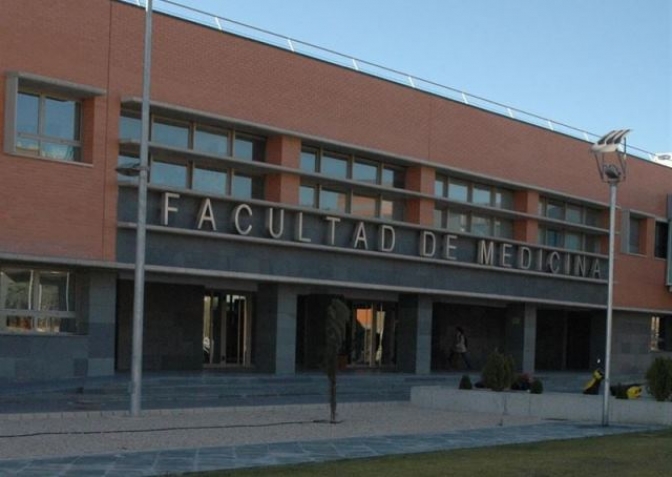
[1,0,671,382]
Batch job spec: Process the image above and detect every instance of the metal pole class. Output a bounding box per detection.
[602,181,617,426]
[130,0,152,417]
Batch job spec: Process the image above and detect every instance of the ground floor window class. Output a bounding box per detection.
[0,267,77,333]
[202,291,254,366]
[651,315,672,351]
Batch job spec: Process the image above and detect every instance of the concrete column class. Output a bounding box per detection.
[505,303,537,373]
[255,284,297,374]
[85,271,117,377]
[397,294,432,374]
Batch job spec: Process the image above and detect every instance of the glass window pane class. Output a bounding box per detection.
[320,153,348,178]
[352,160,378,184]
[494,189,514,209]
[152,118,189,148]
[17,92,39,134]
[1,269,32,310]
[117,155,139,183]
[300,185,316,207]
[232,174,253,199]
[447,211,468,233]
[42,142,79,161]
[319,188,347,212]
[471,215,491,236]
[382,199,404,221]
[655,222,669,259]
[150,160,188,188]
[472,185,491,205]
[494,219,513,238]
[300,149,317,172]
[585,208,601,227]
[351,194,377,217]
[448,179,468,202]
[546,200,563,220]
[565,232,582,250]
[38,271,72,312]
[119,113,141,141]
[193,167,227,195]
[434,178,446,197]
[44,97,79,140]
[433,208,444,228]
[545,229,562,247]
[566,205,583,224]
[234,135,265,161]
[381,167,404,188]
[194,126,228,156]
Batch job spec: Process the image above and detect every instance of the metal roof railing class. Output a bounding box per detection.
[120,0,657,161]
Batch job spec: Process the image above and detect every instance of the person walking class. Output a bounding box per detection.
[448,326,472,370]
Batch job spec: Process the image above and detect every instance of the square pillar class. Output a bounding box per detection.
[255,284,298,374]
[505,303,537,373]
[397,294,432,374]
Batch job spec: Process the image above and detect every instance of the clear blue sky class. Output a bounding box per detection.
[154,0,671,155]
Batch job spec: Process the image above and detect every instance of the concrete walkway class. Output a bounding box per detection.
[0,401,657,476]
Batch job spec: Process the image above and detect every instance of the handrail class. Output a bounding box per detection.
[119,0,656,161]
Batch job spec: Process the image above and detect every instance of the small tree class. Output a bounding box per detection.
[324,297,349,423]
[481,350,515,392]
[646,357,672,402]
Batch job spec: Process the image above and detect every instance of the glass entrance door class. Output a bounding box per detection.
[203,292,253,367]
[350,302,396,368]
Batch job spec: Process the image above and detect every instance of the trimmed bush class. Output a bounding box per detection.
[458,374,473,390]
[481,350,515,392]
[645,357,672,402]
[530,379,544,394]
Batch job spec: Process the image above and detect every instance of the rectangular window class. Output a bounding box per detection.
[433,208,445,228]
[300,149,318,172]
[231,173,252,199]
[381,166,404,188]
[447,211,468,233]
[350,194,377,218]
[152,117,189,149]
[565,232,582,251]
[471,215,491,236]
[15,91,81,161]
[494,189,514,209]
[434,177,446,197]
[192,167,227,195]
[472,185,491,206]
[352,160,378,184]
[150,160,188,188]
[319,188,347,213]
[119,111,141,141]
[0,268,77,334]
[320,153,348,178]
[448,179,469,202]
[117,155,140,183]
[381,199,403,221]
[494,219,513,239]
[651,316,672,351]
[629,216,642,254]
[233,135,265,161]
[545,200,564,220]
[299,185,316,207]
[655,221,669,259]
[566,204,583,224]
[194,125,229,156]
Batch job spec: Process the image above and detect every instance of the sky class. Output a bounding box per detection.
[151,0,671,156]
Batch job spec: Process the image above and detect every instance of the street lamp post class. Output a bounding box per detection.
[591,129,630,427]
[130,0,153,417]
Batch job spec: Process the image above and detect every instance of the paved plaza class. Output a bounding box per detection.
[0,373,658,476]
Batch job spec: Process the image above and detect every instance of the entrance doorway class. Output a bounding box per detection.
[348,302,397,368]
[202,292,254,367]
[295,295,397,370]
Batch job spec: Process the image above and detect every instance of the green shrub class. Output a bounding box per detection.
[530,379,543,394]
[459,374,473,390]
[645,357,672,402]
[481,350,515,392]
